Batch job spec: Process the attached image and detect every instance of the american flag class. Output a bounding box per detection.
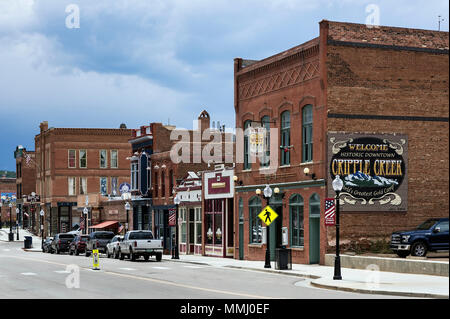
[80,217,85,230]
[118,223,124,233]
[324,198,336,226]
[168,209,176,226]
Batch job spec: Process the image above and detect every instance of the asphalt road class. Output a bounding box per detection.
[0,240,410,299]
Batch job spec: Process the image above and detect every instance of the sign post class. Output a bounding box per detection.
[92,249,100,270]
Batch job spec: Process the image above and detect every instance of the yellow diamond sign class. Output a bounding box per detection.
[258,205,278,226]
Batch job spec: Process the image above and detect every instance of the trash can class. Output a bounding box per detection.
[24,236,33,249]
[8,232,14,242]
[275,248,292,270]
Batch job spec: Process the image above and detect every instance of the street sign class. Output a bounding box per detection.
[258,205,278,226]
[92,249,100,270]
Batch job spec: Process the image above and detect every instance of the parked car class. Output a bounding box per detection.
[85,231,115,257]
[51,233,76,254]
[390,218,449,257]
[106,235,123,259]
[69,234,90,256]
[118,230,163,261]
[42,237,54,253]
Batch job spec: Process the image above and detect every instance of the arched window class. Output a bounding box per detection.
[280,111,290,166]
[248,196,262,244]
[260,116,270,168]
[302,105,313,162]
[309,193,320,217]
[290,194,304,247]
[244,120,252,170]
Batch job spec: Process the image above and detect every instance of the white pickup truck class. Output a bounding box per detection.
[118,230,163,262]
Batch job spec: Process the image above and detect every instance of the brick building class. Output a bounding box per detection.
[233,20,448,264]
[34,121,132,237]
[129,110,234,254]
[0,174,16,228]
[14,146,36,229]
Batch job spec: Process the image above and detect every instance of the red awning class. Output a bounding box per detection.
[89,220,119,229]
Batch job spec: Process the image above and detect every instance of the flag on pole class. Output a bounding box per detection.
[324,198,336,226]
[168,208,176,226]
[118,223,124,233]
[80,216,85,230]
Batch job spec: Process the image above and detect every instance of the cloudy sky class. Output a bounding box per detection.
[0,0,448,172]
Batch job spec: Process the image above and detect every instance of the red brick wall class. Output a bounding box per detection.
[324,21,449,242]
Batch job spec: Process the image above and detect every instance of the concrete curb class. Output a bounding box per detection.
[310,280,449,299]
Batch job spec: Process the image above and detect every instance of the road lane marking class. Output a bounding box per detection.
[21,272,37,276]
[4,255,276,299]
[54,270,71,274]
[119,268,137,271]
[183,265,204,269]
[152,266,170,270]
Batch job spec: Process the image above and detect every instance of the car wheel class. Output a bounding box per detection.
[114,249,119,259]
[56,248,60,254]
[85,250,91,257]
[144,255,149,261]
[75,250,79,256]
[119,249,124,260]
[106,248,110,258]
[412,241,427,257]
[156,252,162,262]
[130,250,136,261]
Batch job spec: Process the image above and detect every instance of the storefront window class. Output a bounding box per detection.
[214,213,222,245]
[181,208,187,244]
[290,194,304,247]
[195,207,202,245]
[249,196,262,244]
[205,213,213,245]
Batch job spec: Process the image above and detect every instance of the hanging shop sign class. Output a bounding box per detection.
[327,133,408,212]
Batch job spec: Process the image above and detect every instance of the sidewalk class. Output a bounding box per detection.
[2,228,448,299]
[0,227,42,248]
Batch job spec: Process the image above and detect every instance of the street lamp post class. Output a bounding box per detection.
[40,209,45,249]
[9,203,13,241]
[172,194,181,260]
[257,185,278,269]
[124,201,130,233]
[332,175,344,280]
[83,207,89,235]
[16,208,20,240]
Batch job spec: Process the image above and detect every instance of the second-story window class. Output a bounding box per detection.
[161,170,166,198]
[79,150,87,168]
[154,171,158,197]
[68,177,76,196]
[302,105,313,163]
[280,111,291,166]
[68,150,76,168]
[244,120,252,170]
[79,177,87,195]
[111,150,118,168]
[261,116,270,168]
[100,150,107,168]
[100,177,108,195]
[131,162,138,190]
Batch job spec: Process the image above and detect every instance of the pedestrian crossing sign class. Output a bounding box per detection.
[258,206,278,226]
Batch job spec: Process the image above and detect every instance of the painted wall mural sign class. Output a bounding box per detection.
[327,133,408,212]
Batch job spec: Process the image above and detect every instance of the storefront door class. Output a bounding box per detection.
[269,196,283,262]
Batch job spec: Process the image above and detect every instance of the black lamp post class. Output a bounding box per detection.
[40,209,44,249]
[172,194,180,259]
[256,185,280,269]
[83,207,89,235]
[16,208,20,240]
[124,201,130,233]
[332,175,344,280]
[0,202,3,229]
[9,203,13,241]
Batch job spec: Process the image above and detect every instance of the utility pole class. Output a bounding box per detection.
[438,15,444,31]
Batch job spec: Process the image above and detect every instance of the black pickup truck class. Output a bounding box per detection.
[51,233,76,254]
[390,218,449,258]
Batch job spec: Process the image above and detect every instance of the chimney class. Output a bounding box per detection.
[40,121,48,133]
[198,110,210,131]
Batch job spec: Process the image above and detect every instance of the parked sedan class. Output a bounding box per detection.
[106,235,123,259]
[42,237,54,253]
[69,234,90,256]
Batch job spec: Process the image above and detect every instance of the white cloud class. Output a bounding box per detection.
[0,0,36,31]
